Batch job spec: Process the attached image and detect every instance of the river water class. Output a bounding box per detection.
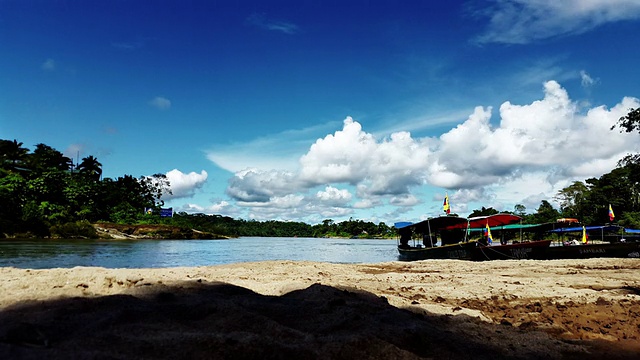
[0,237,400,269]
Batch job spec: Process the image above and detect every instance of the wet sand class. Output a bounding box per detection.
[1,258,639,359]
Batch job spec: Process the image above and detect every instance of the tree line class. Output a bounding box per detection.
[1,107,639,238]
[0,139,396,238]
[167,214,395,238]
[0,139,170,237]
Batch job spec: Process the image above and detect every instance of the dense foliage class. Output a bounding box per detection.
[612,107,640,134]
[164,214,394,238]
[0,139,170,237]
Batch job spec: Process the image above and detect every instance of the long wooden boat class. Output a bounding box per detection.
[395,214,552,261]
[545,241,640,259]
[545,225,640,259]
[466,214,551,261]
[472,239,552,261]
[398,241,478,261]
[396,216,473,261]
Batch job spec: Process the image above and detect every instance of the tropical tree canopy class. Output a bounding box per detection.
[77,155,102,181]
[0,139,29,170]
[612,107,640,134]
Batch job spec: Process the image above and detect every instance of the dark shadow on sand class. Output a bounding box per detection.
[0,281,636,359]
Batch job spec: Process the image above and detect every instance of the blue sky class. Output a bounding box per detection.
[2,0,640,225]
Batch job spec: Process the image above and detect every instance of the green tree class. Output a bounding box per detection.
[64,176,100,220]
[514,204,526,217]
[612,107,640,133]
[97,175,152,223]
[24,171,72,225]
[617,154,640,211]
[0,172,27,233]
[468,207,499,218]
[0,139,29,170]
[139,173,172,207]
[77,155,102,181]
[554,181,590,220]
[530,200,560,224]
[28,143,73,175]
[586,165,638,224]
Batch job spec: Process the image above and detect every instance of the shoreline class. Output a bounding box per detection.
[1,258,639,359]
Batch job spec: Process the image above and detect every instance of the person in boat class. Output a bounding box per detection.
[398,229,411,249]
[563,239,581,246]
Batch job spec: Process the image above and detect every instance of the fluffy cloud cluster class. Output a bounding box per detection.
[299,118,433,196]
[163,169,208,199]
[218,81,639,221]
[433,81,637,188]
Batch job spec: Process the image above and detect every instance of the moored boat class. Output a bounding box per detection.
[472,239,553,261]
[545,241,640,259]
[466,214,552,261]
[396,216,473,261]
[545,225,640,259]
[395,213,552,261]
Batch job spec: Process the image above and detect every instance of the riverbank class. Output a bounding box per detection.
[1,258,639,359]
[92,222,229,240]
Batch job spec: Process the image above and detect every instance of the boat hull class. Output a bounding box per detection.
[546,242,640,260]
[398,240,553,261]
[472,240,552,261]
[398,242,476,261]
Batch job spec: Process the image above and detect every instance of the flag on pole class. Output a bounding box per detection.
[581,226,588,244]
[608,204,615,222]
[443,194,450,215]
[485,223,493,244]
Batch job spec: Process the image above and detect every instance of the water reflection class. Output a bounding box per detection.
[0,237,398,269]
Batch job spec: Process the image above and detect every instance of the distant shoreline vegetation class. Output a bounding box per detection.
[0,139,396,240]
[2,136,640,240]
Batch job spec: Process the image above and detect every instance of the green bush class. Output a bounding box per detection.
[50,220,98,239]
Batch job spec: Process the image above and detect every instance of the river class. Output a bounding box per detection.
[0,237,400,269]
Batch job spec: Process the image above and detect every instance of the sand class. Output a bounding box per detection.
[1,258,639,359]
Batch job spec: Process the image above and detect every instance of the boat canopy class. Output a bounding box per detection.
[548,225,621,233]
[467,213,522,228]
[625,228,640,233]
[393,221,413,229]
[469,220,604,233]
[395,216,468,233]
[468,223,542,233]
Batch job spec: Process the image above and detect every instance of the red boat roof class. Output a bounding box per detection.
[467,213,522,228]
[405,216,469,233]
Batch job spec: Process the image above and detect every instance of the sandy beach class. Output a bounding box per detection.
[1,258,639,359]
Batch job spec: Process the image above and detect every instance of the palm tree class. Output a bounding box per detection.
[29,143,73,173]
[0,139,29,170]
[77,155,102,181]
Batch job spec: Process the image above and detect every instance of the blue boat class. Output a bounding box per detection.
[546,225,640,259]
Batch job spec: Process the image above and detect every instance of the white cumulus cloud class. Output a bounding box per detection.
[164,169,208,199]
[206,80,639,223]
[316,186,353,205]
